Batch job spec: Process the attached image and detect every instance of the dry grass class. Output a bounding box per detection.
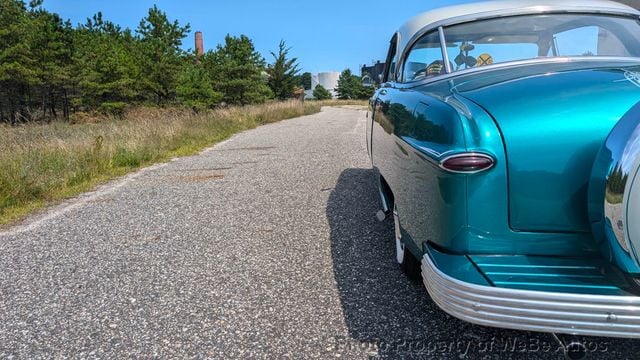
[0,99,366,225]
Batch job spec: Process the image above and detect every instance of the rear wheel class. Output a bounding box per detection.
[393,204,420,278]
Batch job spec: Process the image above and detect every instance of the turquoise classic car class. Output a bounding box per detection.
[367,0,640,348]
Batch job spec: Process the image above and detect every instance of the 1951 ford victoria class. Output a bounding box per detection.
[367,0,640,345]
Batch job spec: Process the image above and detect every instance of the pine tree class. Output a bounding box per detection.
[176,63,222,111]
[137,5,190,104]
[313,85,332,100]
[0,0,36,122]
[335,69,374,100]
[266,40,300,100]
[73,13,141,115]
[299,72,312,90]
[204,35,272,105]
[29,8,74,119]
[335,69,357,100]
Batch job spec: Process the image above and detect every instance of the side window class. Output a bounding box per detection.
[403,31,444,82]
[553,26,599,56]
[382,34,398,83]
[554,26,629,57]
[598,28,630,57]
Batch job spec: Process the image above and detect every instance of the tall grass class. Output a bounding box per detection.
[0,100,366,225]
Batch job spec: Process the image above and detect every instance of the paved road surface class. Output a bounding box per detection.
[1,107,637,358]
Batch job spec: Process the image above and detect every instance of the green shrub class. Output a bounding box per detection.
[313,85,332,100]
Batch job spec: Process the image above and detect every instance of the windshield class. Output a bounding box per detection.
[439,14,640,72]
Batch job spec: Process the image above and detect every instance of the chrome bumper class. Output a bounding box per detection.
[421,254,640,338]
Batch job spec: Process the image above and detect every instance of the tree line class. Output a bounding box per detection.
[0,0,314,123]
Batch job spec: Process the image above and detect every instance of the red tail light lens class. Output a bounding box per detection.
[440,153,495,173]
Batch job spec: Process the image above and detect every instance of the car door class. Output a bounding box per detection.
[372,29,459,255]
[371,34,400,178]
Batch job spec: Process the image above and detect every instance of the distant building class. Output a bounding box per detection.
[361,61,385,87]
[305,72,340,99]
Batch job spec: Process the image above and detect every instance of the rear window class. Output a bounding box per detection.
[401,13,640,78]
[442,14,640,72]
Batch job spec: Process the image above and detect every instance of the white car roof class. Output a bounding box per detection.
[397,0,640,56]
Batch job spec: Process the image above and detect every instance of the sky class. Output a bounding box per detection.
[42,0,476,74]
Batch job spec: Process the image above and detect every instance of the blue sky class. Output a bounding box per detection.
[43,0,475,74]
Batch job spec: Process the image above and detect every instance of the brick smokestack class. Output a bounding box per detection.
[195,31,204,59]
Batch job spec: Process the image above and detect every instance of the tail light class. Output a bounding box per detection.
[440,153,495,174]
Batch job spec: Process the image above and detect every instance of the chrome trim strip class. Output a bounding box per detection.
[421,254,640,338]
[438,26,452,74]
[438,152,495,174]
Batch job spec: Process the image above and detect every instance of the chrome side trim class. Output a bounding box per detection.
[421,254,640,338]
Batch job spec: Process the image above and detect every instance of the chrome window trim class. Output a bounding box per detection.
[397,8,640,85]
[382,32,400,83]
[392,32,401,82]
[421,253,640,339]
[398,56,640,89]
[389,32,401,83]
[438,26,452,74]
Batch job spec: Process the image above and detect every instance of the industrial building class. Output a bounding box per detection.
[305,72,340,99]
[361,61,385,87]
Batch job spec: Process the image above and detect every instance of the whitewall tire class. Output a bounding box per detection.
[392,204,420,277]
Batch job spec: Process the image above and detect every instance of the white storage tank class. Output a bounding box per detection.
[309,72,340,99]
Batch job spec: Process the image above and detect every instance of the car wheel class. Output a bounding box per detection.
[393,204,420,278]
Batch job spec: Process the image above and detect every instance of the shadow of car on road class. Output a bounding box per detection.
[326,168,639,359]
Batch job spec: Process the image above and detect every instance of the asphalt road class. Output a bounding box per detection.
[1,106,638,359]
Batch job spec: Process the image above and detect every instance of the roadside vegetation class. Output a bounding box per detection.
[0,99,366,225]
[0,0,371,225]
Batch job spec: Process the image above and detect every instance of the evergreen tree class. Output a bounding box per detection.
[73,13,141,115]
[137,5,190,104]
[335,69,358,99]
[0,0,36,122]
[299,72,312,90]
[266,40,300,100]
[176,63,222,111]
[335,69,374,100]
[313,85,332,100]
[29,8,74,119]
[204,35,272,105]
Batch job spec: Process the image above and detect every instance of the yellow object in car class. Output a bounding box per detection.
[477,53,494,66]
